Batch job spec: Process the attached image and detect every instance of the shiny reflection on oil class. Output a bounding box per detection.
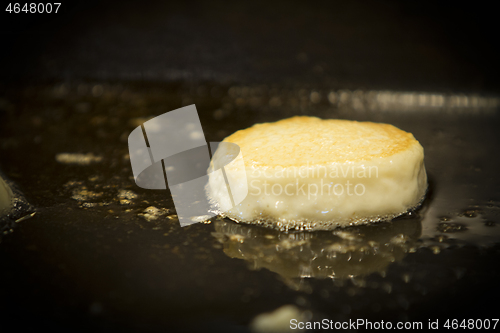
[0,175,13,216]
[212,213,422,289]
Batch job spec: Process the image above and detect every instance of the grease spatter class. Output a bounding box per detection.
[138,206,170,221]
[117,189,138,200]
[190,215,213,223]
[431,246,441,254]
[56,152,103,165]
[458,210,479,218]
[71,188,103,202]
[437,222,468,233]
[438,235,450,242]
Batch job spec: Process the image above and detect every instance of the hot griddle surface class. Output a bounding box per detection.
[1,82,499,332]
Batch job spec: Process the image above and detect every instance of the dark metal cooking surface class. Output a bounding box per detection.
[1,1,500,332]
[1,82,499,332]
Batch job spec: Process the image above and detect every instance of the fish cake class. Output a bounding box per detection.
[207,116,427,231]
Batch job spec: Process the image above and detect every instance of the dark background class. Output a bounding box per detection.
[1,0,499,93]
